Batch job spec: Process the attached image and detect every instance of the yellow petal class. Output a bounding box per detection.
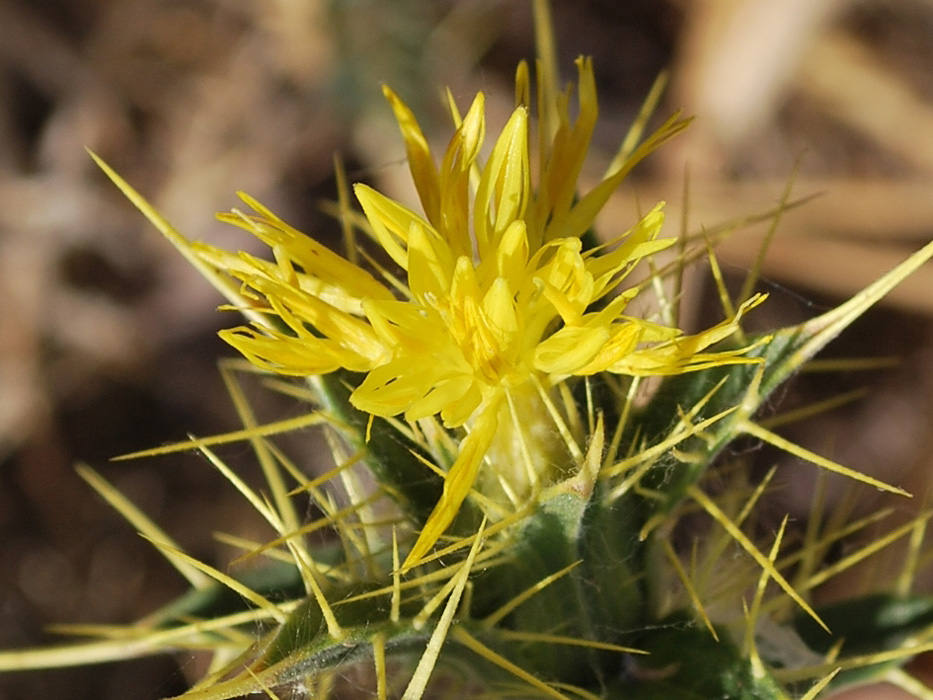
[531,239,595,324]
[441,93,486,175]
[439,383,484,428]
[568,323,642,375]
[584,204,669,295]
[220,326,371,375]
[449,256,482,311]
[403,400,500,570]
[550,111,689,241]
[533,324,609,375]
[361,302,459,374]
[218,197,394,305]
[482,277,520,354]
[492,219,530,288]
[514,59,531,108]
[608,295,767,375]
[438,93,486,258]
[363,298,438,353]
[355,184,429,270]
[253,280,386,362]
[382,85,441,227]
[405,375,478,423]
[408,220,455,303]
[531,238,588,296]
[533,57,598,244]
[538,279,584,327]
[474,106,530,256]
[352,360,451,418]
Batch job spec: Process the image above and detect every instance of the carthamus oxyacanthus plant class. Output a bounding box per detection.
[4,3,933,699]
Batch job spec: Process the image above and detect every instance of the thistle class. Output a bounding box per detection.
[3,3,933,699]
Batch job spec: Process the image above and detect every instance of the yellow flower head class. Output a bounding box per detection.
[195,58,764,568]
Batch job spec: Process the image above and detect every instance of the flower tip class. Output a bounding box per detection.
[351,182,374,201]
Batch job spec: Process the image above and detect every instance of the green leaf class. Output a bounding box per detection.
[488,496,597,683]
[578,487,648,636]
[792,593,933,691]
[607,612,784,700]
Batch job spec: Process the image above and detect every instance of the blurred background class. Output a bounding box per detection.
[2,0,933,698]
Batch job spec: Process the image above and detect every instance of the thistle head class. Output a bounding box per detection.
[187,56,769,569]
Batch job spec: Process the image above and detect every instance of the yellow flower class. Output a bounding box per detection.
[195,57,764,569]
